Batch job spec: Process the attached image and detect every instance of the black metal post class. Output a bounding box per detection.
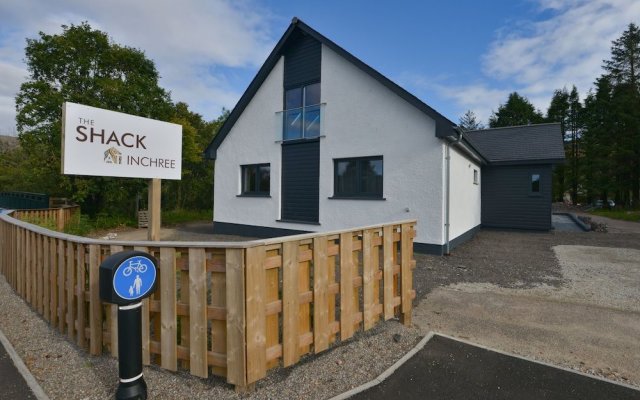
[116,303,147,400]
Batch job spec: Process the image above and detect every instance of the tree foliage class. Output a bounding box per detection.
[6,22,226,217]
[489,92,544,128]
[458,109,484,130]
[582,23,640,207]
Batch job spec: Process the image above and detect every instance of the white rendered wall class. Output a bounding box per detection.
[213,58,284,227]
[318,44,445,245]
[448,146,481,240]
[214,46,447,246]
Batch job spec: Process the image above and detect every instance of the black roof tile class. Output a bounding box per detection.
[464,123,565,164]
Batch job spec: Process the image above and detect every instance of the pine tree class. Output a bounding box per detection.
[602,23,640,206]
[458,110,484,130]
[546,88,570,201]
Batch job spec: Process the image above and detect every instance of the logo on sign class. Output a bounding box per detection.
[104,147,122,165]
[113,256,156,301]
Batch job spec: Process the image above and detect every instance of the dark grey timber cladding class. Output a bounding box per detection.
[281,139,320,223]
[482,164,552,230]
[284,31,321,88]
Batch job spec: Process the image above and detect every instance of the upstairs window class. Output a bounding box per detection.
[241,164,270,196]
[333,156,383,199]
[473,169,479,185]
[284,83,321,140]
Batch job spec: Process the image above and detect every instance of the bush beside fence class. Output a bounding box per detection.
[0,210,416,389]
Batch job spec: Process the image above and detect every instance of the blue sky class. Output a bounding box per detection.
[1,0,639,134]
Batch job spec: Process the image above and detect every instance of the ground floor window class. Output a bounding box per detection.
[333,156,383,198]
[241,164,270,196]
[530,173,541,193]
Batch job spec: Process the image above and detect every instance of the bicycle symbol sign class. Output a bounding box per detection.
[113,255,156,301]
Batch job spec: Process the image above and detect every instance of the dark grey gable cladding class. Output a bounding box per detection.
[204,17,456,159]
[283,31,321,88]
[464,123,565,165]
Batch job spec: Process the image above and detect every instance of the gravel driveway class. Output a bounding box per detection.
[413,227,640,388]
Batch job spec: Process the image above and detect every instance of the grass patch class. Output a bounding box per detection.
[162,209,211,226]
[591,209,640,222]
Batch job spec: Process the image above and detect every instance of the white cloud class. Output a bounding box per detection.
[438,0,640,125]
[0,0,277,133]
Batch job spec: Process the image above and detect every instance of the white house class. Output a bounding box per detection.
[204,18,564,254]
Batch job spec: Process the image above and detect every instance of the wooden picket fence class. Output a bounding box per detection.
[0,210,416,389]
[12,205,80,231]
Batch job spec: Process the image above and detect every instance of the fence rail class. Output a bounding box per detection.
[0,210,416,389]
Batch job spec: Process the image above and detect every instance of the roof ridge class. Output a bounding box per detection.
[466,122,560,133]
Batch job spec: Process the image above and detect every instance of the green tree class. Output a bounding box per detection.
[162,104,228,211]
[546,88,570,201]
[603,23,640,206]
[458,109,484,130]
[489,92,544,128]
[566,86,583,204]
[582,77,616,204]
[15,22,173,215]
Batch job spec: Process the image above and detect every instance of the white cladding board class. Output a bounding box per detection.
[62,102,182,180]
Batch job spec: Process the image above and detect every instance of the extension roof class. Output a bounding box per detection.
[464,123,565,165]
[204,17,457,159]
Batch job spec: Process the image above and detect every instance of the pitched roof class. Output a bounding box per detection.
[464,123,565,165]
[204,17,456,159]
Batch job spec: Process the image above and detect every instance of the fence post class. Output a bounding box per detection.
[245,245,266,384]
[89,244,103,355]
[188,248,208,378]
[57,208,64,231]
[225,248,247,388]
[340,232,354,340]
[400,223,413,326]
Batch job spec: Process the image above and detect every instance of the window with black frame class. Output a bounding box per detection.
[333,156,383,199]
[284,82,321,140]
[530,173,540,194]
[241,164,270,196]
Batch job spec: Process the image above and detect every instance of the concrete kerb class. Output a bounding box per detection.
[0,328,50,400]
[329,331,640,400]
[328,331,436,400]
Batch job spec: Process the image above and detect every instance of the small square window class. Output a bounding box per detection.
[241,164,270,196]
[473,169,479,185]
[531,173,540,193]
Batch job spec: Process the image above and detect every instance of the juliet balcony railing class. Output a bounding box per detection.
[276,103,326,142]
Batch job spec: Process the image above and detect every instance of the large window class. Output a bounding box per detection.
[333,156,383,199]
[241,164,270,196]
[284,83,321,140]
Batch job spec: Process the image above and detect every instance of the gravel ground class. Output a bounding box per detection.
[414,229,640,300]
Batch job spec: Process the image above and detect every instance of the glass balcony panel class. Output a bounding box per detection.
[284,109,303,140]
[277,103,324,142]
[304,105,321,138]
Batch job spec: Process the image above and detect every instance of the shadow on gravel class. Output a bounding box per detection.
[414,229,640,300]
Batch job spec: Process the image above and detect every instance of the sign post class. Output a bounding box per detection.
[100,251,158,400]
[148,178,161,241]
